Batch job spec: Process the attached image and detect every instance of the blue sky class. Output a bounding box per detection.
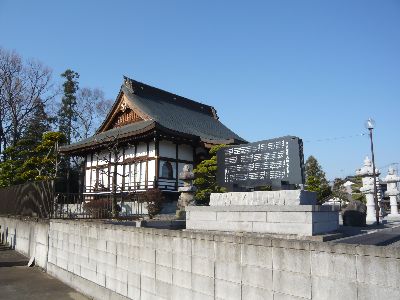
[1,0,399,180]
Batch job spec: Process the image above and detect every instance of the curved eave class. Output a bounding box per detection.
[59,121,156,156]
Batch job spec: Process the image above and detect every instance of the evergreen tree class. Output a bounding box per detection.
[58,69,79,145]
[332,177,350,202]
[0,132,65,187]
[20,132,66,181]
[0,141,27,187]
[193,144,227,204]
[305,156,332,203]
[349,176,366,203]
[57,70,79,190]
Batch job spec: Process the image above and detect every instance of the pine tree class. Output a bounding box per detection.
[193,144,227,204]
[305,156,332,204]
[349,176,366,203]
[58,69,79,145]
[332,178,350,202]
[20,132,66,181]
[0,132,65,187]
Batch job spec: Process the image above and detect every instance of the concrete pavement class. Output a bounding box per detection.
[0,244,89,300]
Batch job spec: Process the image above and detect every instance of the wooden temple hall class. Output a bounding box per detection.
[59,77,246,198]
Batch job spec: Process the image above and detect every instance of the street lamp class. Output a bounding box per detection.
[365,118,380,225]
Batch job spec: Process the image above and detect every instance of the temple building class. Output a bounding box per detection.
[59,77,246,199]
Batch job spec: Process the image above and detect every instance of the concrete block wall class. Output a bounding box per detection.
[1,216,400,300]
[0,216,49,269]
[47,220,400,300]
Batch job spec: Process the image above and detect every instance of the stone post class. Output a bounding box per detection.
[356,157,382,224]
[176,165,197,219]
[383,167,400,218]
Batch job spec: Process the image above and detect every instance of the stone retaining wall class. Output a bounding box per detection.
[1,217,400,299]
[186,205,338,235]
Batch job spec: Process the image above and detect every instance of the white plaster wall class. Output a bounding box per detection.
[90,169,97,190]
[140,161,146,187]
[125,164,135,188]
[86,154,92,167]
[97,150,109,166]
[136,143,147,157]
[116,165,124,190]
[85,169,91,188]
[99,166,109,188]
[92,153,98,166]
[148,141,155,157]
[148,160,156,183]
[159,140,176,159]
[134,163,141,187]
[178,144,193,161]
[124,146,135,159]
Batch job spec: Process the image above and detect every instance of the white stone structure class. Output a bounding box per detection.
[356,156,383,223]
[186,190,339,236]
[383,167,400,219]
[177,164,197,212]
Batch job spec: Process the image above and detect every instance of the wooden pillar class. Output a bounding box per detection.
[122,147,126,191]
[134,143,137,190]
[155,135,159,188]
[89,153,93,192]
[108,152,112,191]
[192,145,197,168]
[175,143,179,190]
[145,141,149,189]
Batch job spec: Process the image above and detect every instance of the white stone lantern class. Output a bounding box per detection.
[356,156,382,223]
[383,167,400,218]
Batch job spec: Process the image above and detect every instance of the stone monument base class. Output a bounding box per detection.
[186,190,340,236]
[186,205,339,236]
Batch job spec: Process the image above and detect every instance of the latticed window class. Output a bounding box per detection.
[161,161,173,179]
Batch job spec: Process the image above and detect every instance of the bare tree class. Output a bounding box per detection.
[0,47,55,158]
[92,135,130,218]
[0,48,21,155]
[73,88,113,141]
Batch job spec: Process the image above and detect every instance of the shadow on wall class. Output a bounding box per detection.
[0,237,29,267]
[0,226,17,250]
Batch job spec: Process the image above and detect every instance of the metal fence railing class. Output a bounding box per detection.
[52,192,148,219]
[0,180,170,220]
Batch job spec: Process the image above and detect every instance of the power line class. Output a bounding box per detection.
[303,133,367,143]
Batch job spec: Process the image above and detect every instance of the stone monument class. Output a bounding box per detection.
[186,137,339,236]
[356,156,384,224]
[176,165,196,219]
[186,189,338,236]
[383,167,400,219]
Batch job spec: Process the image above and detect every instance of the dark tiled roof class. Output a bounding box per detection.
[121,81,246,142]
[60,77,246,154]
[59,120,155,153]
